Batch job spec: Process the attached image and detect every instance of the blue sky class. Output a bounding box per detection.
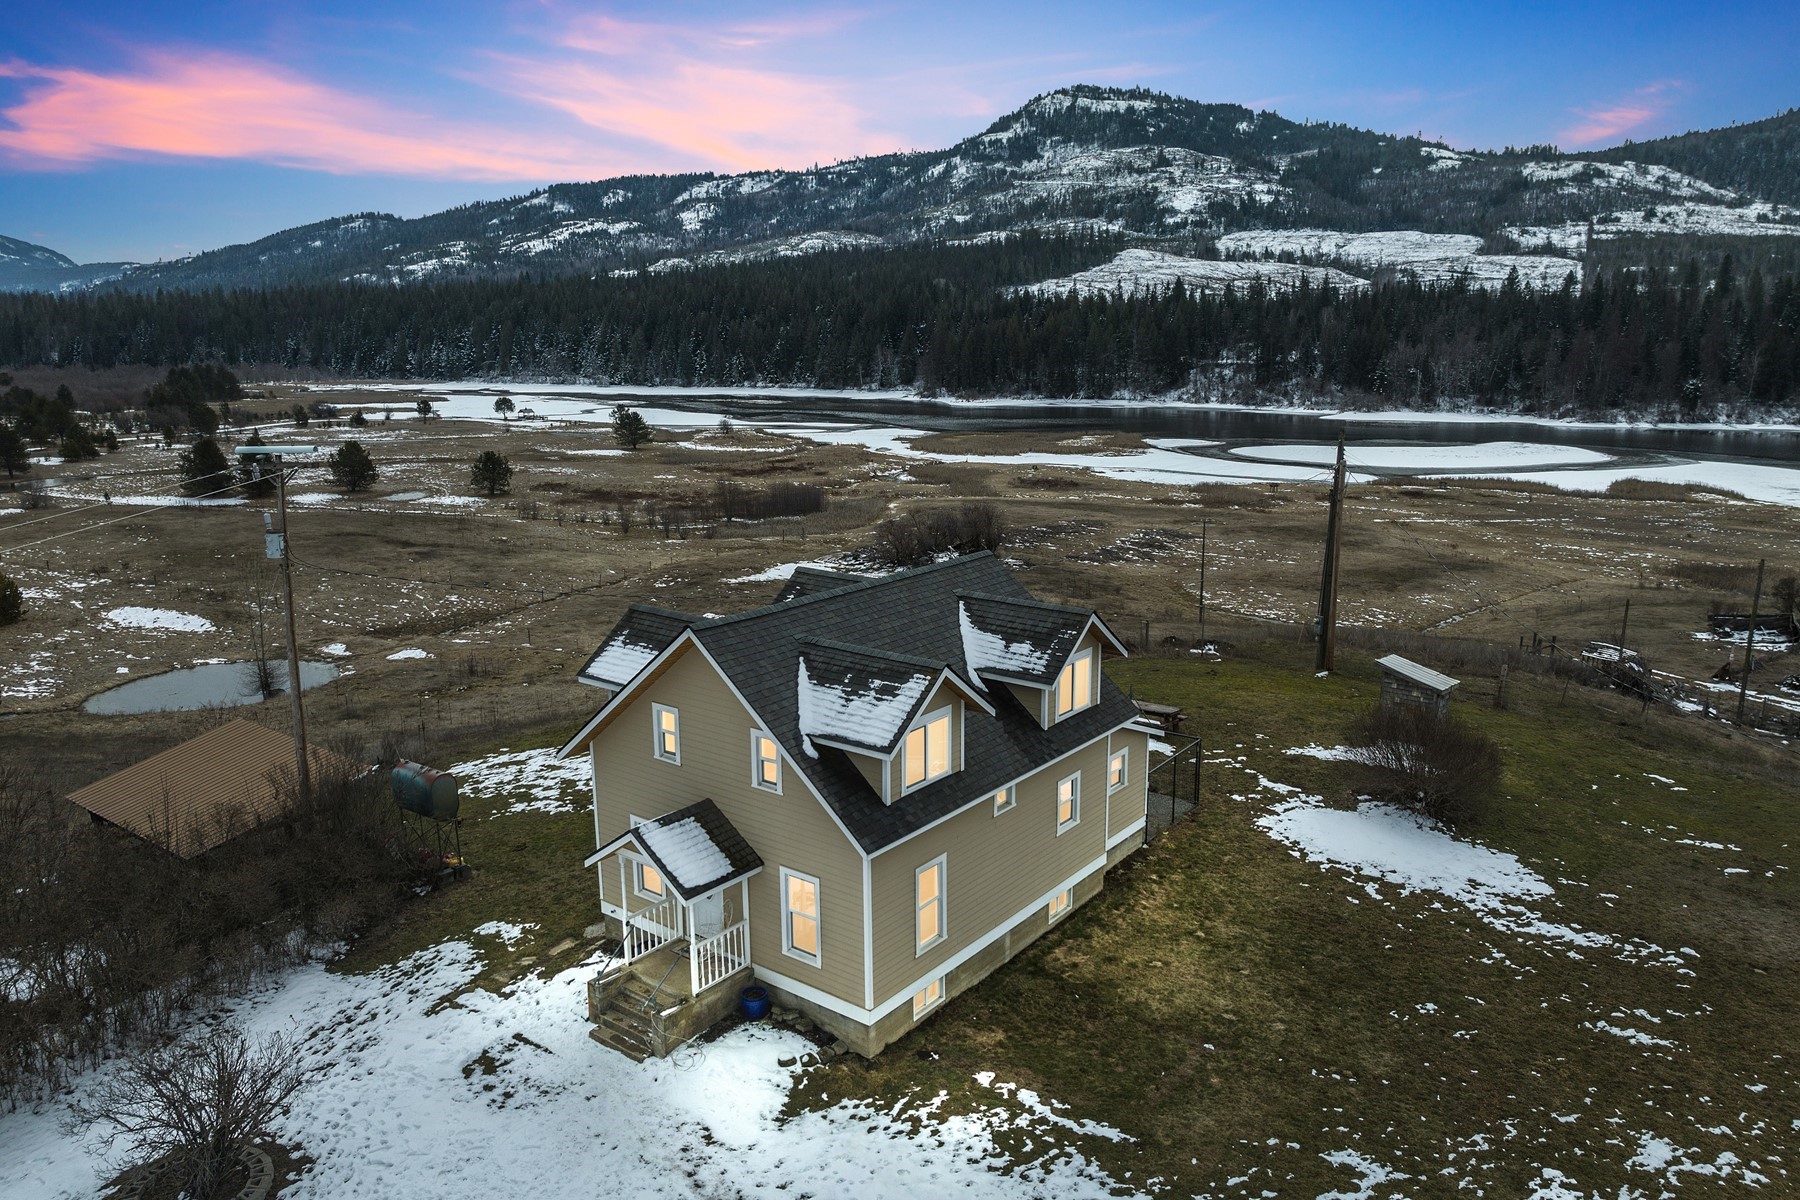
[2,1,1794,263]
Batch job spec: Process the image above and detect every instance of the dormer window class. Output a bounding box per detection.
[1055,648,1096,720]
[902,707,953,791]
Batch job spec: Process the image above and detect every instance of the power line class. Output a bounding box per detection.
[0,476,251,556]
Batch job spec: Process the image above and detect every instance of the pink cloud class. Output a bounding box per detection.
[1559,80,1687,148]
[488,13,910,170]
[0,52,612,179]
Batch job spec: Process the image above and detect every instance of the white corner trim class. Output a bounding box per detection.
[861,855,874,1009]
[1106,816,1147,851]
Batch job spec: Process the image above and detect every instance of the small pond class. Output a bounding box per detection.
[83,660,342,715]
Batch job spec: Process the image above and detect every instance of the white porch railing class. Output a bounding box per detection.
[624,894,682,963]
[689,920,749,994]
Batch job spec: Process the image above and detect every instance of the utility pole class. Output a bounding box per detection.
[1313,436,1348,674]
[1737,558,1765,726]
[1198,517,1209,648]
[240,444,318,799]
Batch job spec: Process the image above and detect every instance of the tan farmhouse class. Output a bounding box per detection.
[560,553,1151,1058]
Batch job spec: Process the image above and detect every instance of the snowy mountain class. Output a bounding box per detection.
[7,85,1800,295]
[0,235,131,293]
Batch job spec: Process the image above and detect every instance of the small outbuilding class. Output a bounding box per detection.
[1375,654,1459,719]
[67,718,364,859]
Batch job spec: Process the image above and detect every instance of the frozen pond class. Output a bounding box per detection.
[83,660,341,715]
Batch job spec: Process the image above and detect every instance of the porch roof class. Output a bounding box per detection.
[583,798,762,900]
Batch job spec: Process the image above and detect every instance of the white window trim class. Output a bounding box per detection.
[912,976,945,1018]
[651,702,681,764]
[1056,771,1081,835]
[751,730,782,793]
[1108,747,1129,793]
[900,706,955,794]
[915,854,947,956]
[992,785,1016,816]
[1055,647,1097,722]
[779,867,822,967]
[1048,888,1073,923]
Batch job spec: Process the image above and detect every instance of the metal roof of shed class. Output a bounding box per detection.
[66,718,366,859]
[1375,654,1460,694]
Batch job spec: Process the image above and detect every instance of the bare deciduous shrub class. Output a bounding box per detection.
[69,1025,307,1200]
[1347,704,1503,828]
[873,503,1007,567]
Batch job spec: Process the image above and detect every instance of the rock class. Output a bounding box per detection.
[778,1055,799,1068]
[830,1039,849,1056]
[793,1017,815,1034]
[582,923,609,939]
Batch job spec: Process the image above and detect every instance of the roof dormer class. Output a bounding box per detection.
[957,593,1127,726]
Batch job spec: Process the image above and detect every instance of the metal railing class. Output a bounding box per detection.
[689,920,749,994]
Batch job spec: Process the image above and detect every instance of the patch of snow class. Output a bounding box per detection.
[320,642,351,657]
[960,600,1054,679]
[1235,440,1611,472]
[103,606,215,633]
[448,748,593,816]
[472,921,536,946]
[725,558,860,585]
[386,648,432,661]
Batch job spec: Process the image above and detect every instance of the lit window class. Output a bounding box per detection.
[916,856,945,953]
[753,732,781,791]
[913,977,944,1018]
[1048,888,1073,922]
[782,869,821,965]
[1056,772,1081,834]
[902,709,953,791]
[992,785,1016,815]
[1055,649,1095,720]
[652,703,680,763]
[635,860,665,900]
[1108,748,1128,791]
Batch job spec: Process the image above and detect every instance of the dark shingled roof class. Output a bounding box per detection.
[601,554,1138,854]
[958,591,1099,685]
[773,566,870,603]
[795,638,970,756]
[589,798,763,900]
[577,605,696,688]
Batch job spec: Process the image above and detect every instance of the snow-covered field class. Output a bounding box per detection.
[446,747,592,816]
[1230,440,1611,471]
[1021,249,1368,298]
[1216,230,1580,291]
[0,935,1134,1200]
[102,606,216,633]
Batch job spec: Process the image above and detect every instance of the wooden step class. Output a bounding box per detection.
[589,1025,648,1063]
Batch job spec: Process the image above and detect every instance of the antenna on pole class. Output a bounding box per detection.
[1314,435,1348,675]
[238,443,319,798]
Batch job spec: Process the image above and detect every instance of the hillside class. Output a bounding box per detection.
[7,85,1800,296]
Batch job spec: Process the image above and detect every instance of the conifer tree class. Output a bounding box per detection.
[611,405,652,449]
[176,436,230,497]
[470,450,514,496]
[327,440,378,492]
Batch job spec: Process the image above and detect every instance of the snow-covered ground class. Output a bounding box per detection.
[446,748,592,816]
[102,606,216,633]
[0,935,1135,1200]
[1230,440,1611,471]
[1020,249,1368,298]
[1216,230,1580,291]
[1506,201,1800,254]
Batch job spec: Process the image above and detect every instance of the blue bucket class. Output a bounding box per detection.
[739,985,771,1019]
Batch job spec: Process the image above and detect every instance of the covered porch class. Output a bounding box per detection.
[584,798,763,1003]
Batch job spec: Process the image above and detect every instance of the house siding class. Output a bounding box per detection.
[886,680,965,800]
[868,733,1116,1004]
[1106,726,1151,844]
[588,642,866,1006]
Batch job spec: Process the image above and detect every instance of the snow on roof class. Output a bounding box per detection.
[582,634,662,687]
[795,655,932,757]
[1376,654,1459,693]
[959,600,1054,682]
[636,816,733,893]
